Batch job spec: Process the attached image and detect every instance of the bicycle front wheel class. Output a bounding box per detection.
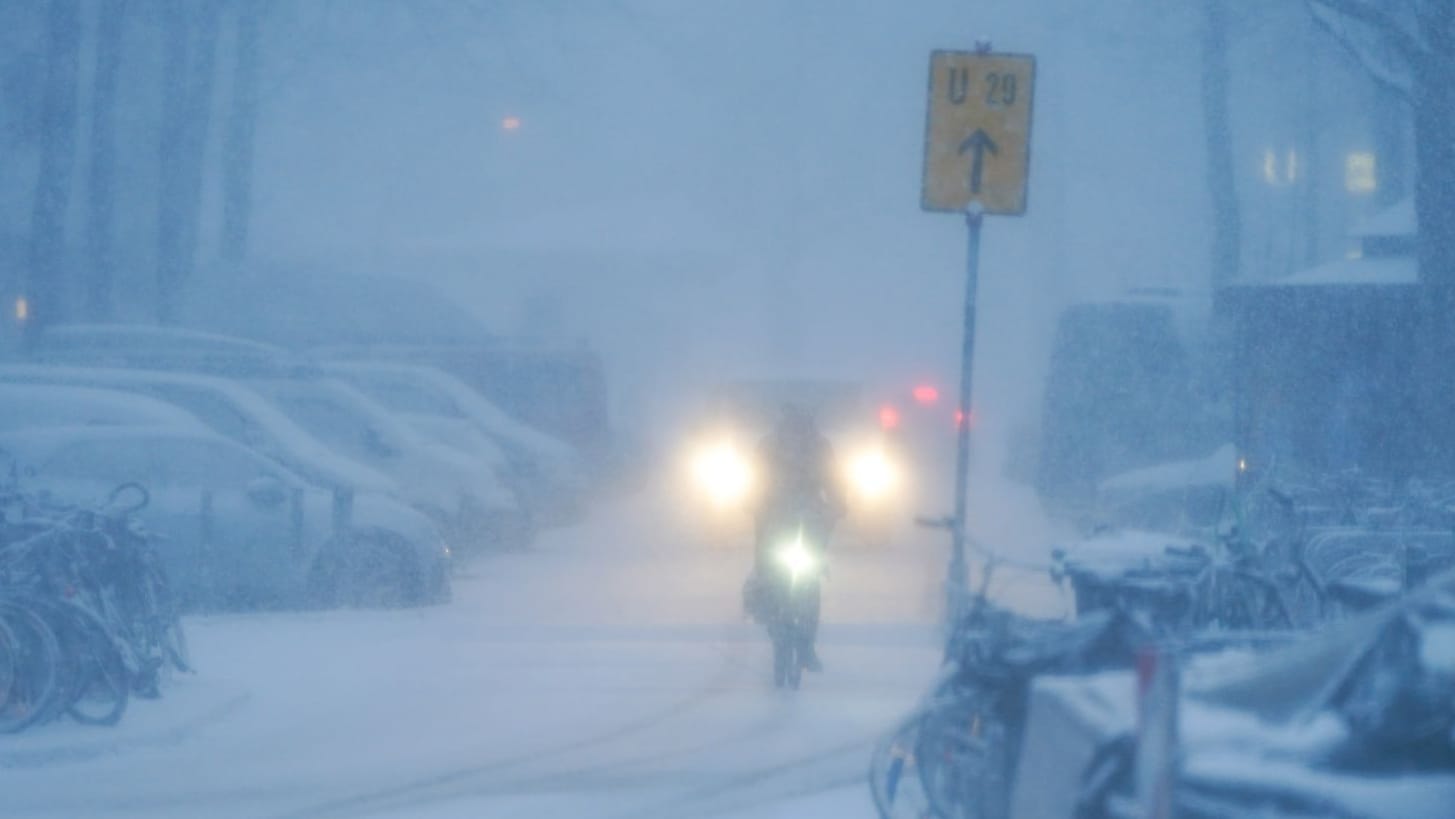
[916,690,1013,819]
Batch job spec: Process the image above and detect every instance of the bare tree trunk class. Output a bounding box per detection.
[86,0,129,321]
[220,0,265,263]
[157,0,190,324]
[1370,89,1409,209]
[1413,42,1455,470]
[1299,17,1322,269]
[1414,43,1455,293]
[25,0,83,340]
[1201,0,1241,286]
[156,0,221,324]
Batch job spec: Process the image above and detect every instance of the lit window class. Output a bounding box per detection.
[1345,152,1377,195]
[1261,148,1299,187]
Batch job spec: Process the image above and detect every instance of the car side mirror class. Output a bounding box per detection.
[246,475,288,508]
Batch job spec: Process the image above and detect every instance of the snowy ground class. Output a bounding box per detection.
[2,476,1065,818]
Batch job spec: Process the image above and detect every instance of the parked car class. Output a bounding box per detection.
[321,360,588,526]
[0,364,395,492]
[0,425,449,610]
[18,323,298,376]
[239,375,530,550]
[316,343,614,472]
[14,326,529,550]
[0,365,529,551]
[0,383,207,433]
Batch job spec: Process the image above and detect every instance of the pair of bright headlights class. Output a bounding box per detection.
[688,440,900,509]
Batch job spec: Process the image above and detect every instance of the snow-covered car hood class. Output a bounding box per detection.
[351,492,448,560]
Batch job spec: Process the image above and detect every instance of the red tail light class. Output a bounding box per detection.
[879,405,902,430]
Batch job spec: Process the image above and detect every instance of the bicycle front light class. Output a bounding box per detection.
[775,536,818,582]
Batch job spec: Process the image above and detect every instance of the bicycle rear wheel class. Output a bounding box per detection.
[0,603,64,732]
[46,603,129,727]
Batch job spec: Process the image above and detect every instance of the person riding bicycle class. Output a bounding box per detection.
[744,404,845,672]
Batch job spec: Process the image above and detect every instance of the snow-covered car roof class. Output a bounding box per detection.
[243,374,516,509]
[245,376,435,452]
[28,323,290,359]
[321,360,578,464]
[19,323,313,377]
[0,383,208,433]
[0,423,288,479]
[0,365,394,493]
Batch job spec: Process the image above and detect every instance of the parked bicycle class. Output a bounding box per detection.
[871,536,1152,819]
[0,481,189,733]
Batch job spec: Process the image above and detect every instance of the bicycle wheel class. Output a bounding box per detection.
[144,564,190,673]
[161,616,189,674]
[1279,562,1326,630]
[870,712,935,819]
[46,603,129,727]
[1319,551,1402,620]
[916,690,1013,819]
[0,603,64,732]
[0,618,16,705]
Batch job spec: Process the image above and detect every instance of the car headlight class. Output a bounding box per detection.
[690,441,754,509]
[848,448,899,501]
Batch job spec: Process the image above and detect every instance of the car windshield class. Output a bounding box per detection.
[251,381,398,464]
[7,4,1449,818]
[39,438,153,486]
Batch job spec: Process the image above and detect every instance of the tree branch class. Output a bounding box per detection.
[1307,0,1416,102]
[1416,0,1454,54]
[1307,0,1426,62]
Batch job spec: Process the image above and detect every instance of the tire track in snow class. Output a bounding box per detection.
[328,683,810,815]
[600,734,873,819]
[276,636,761,819]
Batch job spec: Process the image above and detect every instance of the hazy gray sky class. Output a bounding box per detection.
[1,1,1385,455]
[240,2,1227,438]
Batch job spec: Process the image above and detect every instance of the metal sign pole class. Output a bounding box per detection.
[920,45,1033,622]
[949,203,984,617]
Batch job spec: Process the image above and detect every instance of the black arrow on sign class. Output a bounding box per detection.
[958,129,999,194]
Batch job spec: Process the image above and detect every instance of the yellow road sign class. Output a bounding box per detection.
[921,51,1035,215]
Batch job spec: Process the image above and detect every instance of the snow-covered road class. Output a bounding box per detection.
[4,479,1065,818]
